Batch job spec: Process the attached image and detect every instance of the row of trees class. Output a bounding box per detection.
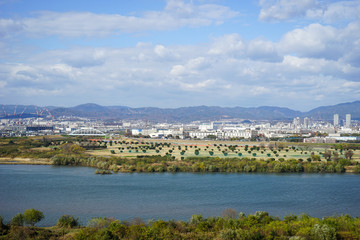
[51,152,360,174]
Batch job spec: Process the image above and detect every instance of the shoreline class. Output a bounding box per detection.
[0,157,358,173]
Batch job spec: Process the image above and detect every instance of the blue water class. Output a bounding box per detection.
[0,165,360,226]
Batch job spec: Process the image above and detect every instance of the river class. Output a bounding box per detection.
[0,165,359,226]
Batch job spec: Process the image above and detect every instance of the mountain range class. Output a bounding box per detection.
[1,101,359,122]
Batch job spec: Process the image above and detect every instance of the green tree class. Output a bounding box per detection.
[311,154,321,162]
[10,213,24,226]
[24,208,44,226]
[344,150,354,160]
[324,151,332,161]
[57,215,80,228]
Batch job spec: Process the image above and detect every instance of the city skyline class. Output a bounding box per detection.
[0,0,359,111]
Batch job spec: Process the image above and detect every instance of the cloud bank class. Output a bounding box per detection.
[0,0,359,111]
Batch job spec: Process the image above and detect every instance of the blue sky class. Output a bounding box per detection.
[0,0,359,111]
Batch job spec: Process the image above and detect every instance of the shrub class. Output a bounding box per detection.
[190,215,203,225]
[0,215,4,230]
[10,213,24,226]
[311,224,336,240]
[87,217,114,229]
[24,208,44,226]
[220,228,237,240]
[221,208,237,219]
[57,215,80,228]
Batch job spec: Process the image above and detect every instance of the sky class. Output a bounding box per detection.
[0,0,359,111]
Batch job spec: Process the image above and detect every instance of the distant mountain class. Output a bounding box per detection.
[305,101,360,120]
[49,105,308,122]
[1,101,359,122]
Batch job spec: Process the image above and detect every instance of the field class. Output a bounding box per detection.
[88,138,360,162]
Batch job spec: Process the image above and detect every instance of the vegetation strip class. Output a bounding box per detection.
[1,209,360,239]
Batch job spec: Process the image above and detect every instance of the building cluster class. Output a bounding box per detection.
[0,113,359,142]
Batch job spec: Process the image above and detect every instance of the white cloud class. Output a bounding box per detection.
[208,34,245,56]
[0,80,6,88]
[154,45,179,60]
[279,22,360,63]
[306,0,360,23]
[0,18,23,38]
[249,86,271,95]
[259,0,318,21]
[179,79,216,91]
[259,0,360,22]
[247,38,282,62]
[0,0,238,38]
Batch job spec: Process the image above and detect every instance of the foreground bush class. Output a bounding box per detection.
[23,209,44,226]
[57,215,80,228]
[10,213,24,226]
[1,211,360,239]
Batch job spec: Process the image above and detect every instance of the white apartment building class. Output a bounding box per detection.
[333,114,339,126]
[346,114,351,128]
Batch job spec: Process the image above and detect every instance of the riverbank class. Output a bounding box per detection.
[0,157,51,165]
[1,211,359,240]
[1,155,359,174]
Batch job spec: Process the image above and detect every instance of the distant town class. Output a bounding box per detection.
[1,110,359,143]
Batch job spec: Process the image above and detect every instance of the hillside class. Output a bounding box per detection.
[1,101,359,122]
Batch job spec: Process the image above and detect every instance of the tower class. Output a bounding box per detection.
[333,114,339,127]
[345,114,351,128]
[304,117,310,129]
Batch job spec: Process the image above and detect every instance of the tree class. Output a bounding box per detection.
[324,151,332,161]
[10,213,24,226]
[332,151,339,161]
[221,208,237,219]
[61,143,85,154]
[311,153,321,162]
[57,215,80,228]
[345,150,354,160]
[24,209,44,226]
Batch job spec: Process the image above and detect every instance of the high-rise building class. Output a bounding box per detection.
[293,117,300,128]
[333,114,339,127]
[304,117,310,128]
[345,114,351,128]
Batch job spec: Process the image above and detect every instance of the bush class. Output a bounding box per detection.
[24,208,44,226]
[190,215,203,225]
[87,217,114,229]
[221,208,237,219]
[57,215,80,228]
[10,213,24,226]
[220,228,237,240]
[0,215,5,232]
[311,224,336,240]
